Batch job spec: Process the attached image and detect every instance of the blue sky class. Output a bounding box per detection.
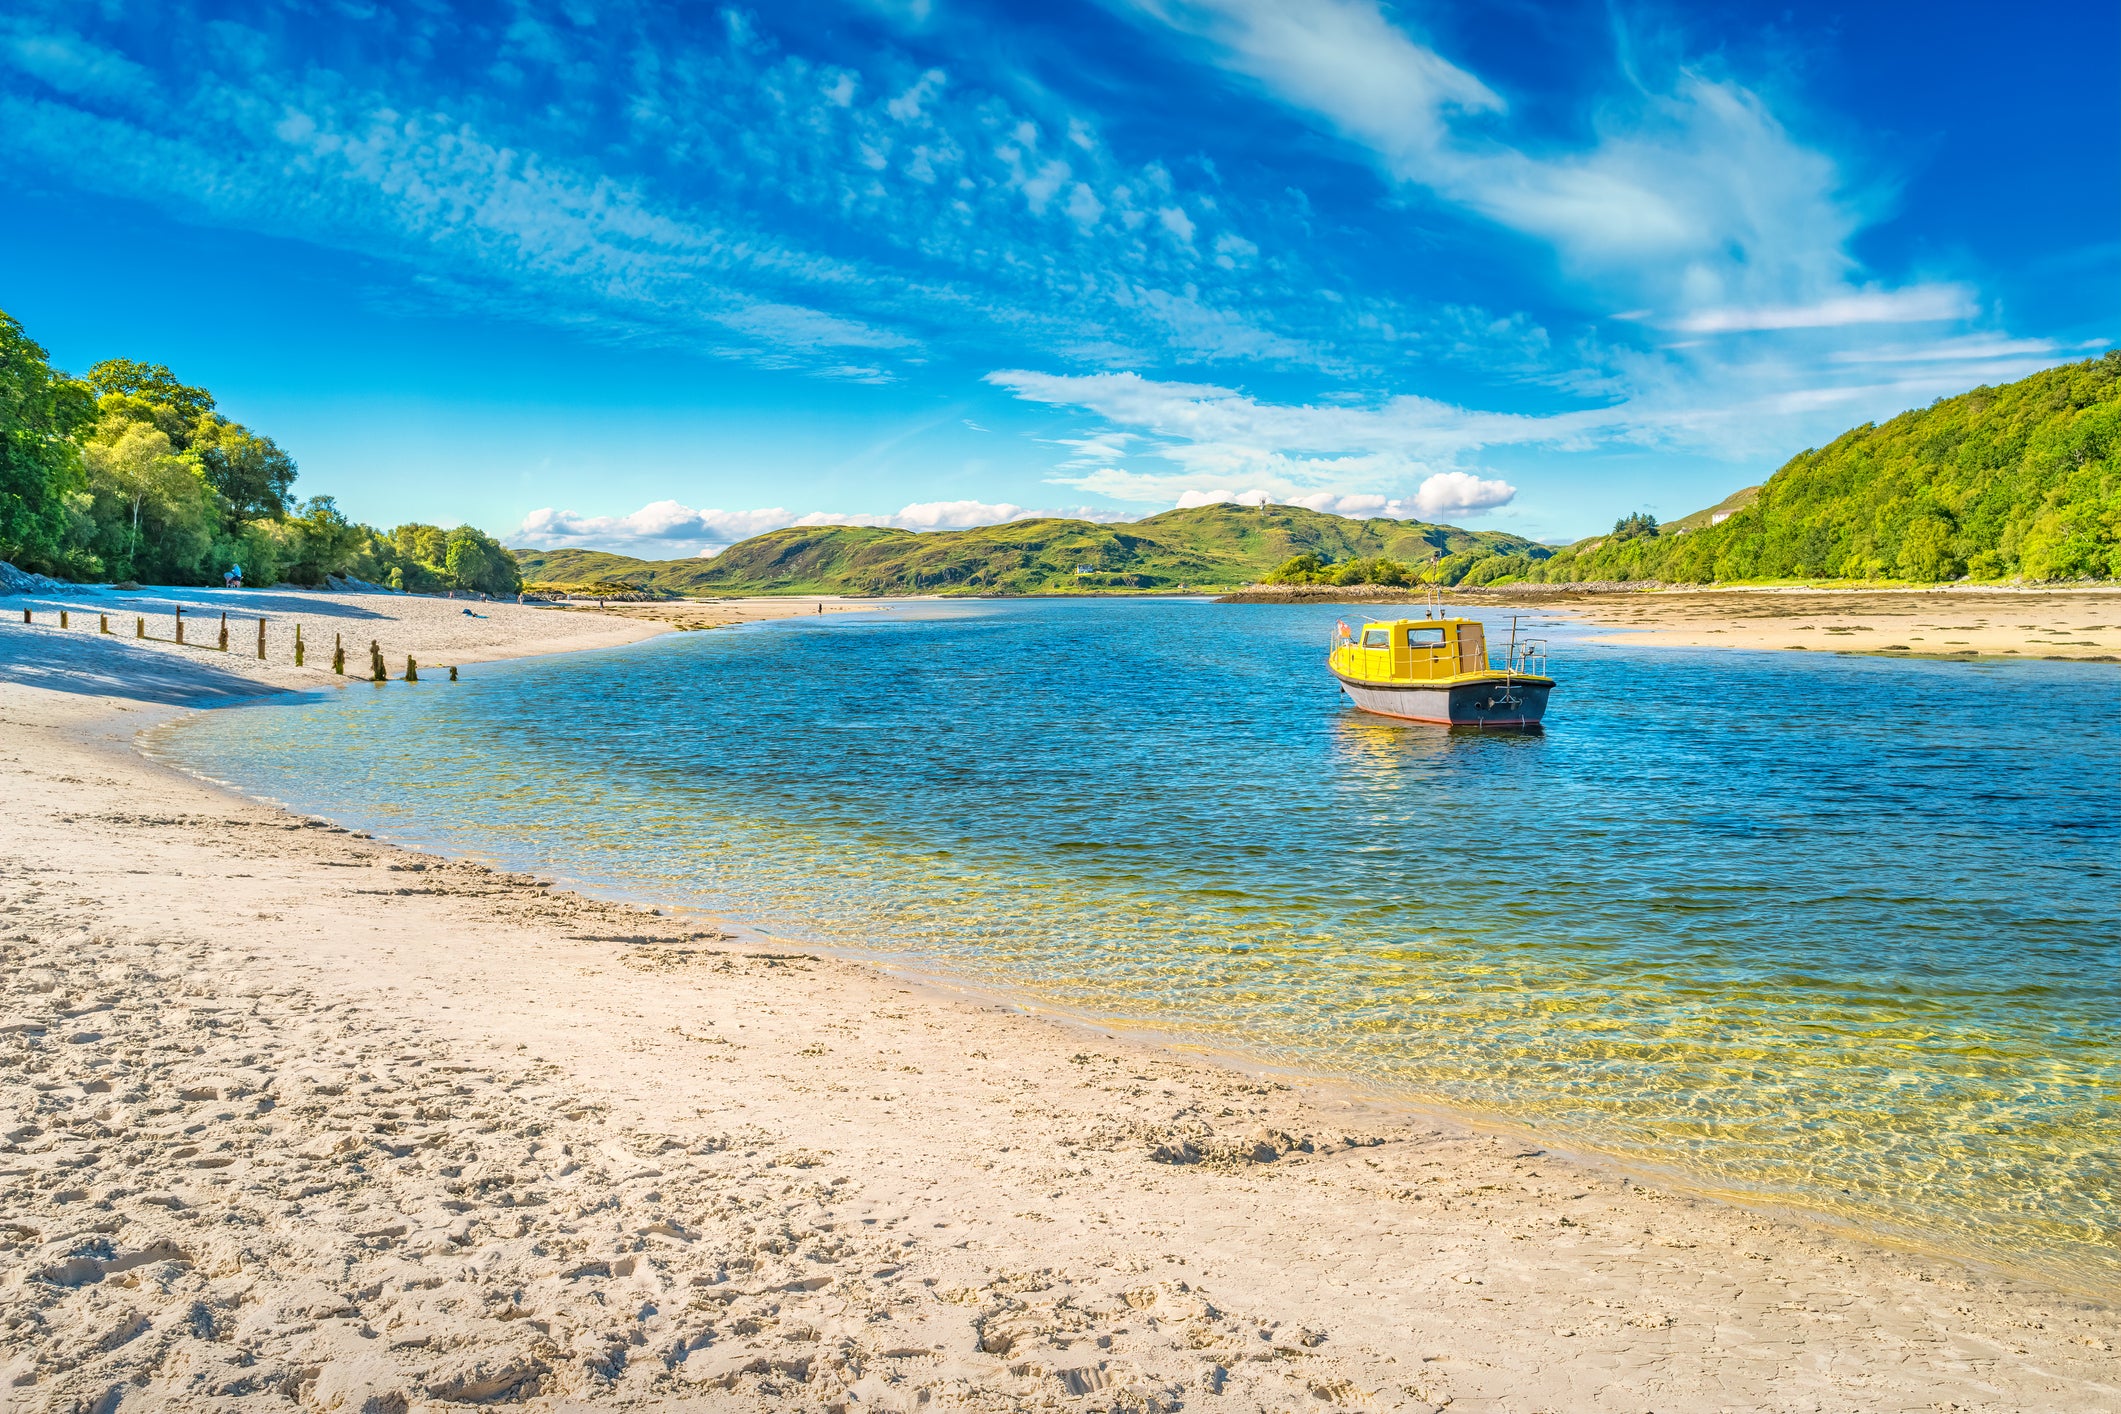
[2,0,2113,553]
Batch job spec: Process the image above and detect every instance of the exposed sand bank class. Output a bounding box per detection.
[1478,585,2121,663]
[2,605,2116,1413]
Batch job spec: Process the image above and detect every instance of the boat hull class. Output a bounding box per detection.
[1332,671,1552,727]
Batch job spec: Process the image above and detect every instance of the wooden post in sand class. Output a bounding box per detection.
[369,640,385,683]
[136,616,145,639]
[218,612,229,652]
[19,608,27,624]
[294,623,305,667]
[331,633,345,675]
[59,610,68,629]
[257,617,267,659]
[99,614,110,634]
[175,609,185,645]
[405,656,419,682]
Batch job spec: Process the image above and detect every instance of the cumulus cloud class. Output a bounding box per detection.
[518,502,813,552]
[1173,477,1512,522]
[990,369,1538,519]
[517,498,1127,555]
[1292,475,1516,522]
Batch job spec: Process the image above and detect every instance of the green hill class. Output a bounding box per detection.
[1529,352,2121,585]
[513,503,1546,596]
[513,547,672,586]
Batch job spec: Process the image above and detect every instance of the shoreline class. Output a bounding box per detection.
[3,601,2117,1410]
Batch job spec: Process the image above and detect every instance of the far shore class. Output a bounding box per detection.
[1222,582,2121,663]
[1,591,2116,1411]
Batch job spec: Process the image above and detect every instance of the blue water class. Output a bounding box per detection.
[156,600,2121,1291]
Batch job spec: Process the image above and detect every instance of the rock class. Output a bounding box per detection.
[324,573,393,594]
[0,561,72,595]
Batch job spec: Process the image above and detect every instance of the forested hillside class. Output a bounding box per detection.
[1529,352,2120,585]
[0,309,520,593]
[518,504,1546,595]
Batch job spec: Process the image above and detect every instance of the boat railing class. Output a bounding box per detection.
[1495,638,1548,677]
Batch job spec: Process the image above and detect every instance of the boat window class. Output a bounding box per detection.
[1406,628,1446,647]
[1360,630,1388,647]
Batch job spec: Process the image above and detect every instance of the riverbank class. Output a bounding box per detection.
[1223,582,2121,663]
[2,608,2116,1412]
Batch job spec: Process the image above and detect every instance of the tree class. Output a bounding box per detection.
[85,359,215,426]
[1265,553,1326,584]
[444,525,521,596]
[193,419,298,520]
[390,522,450,568]
[76,422,223,583]
[0,311,95,570]
[1611,511,1659,541]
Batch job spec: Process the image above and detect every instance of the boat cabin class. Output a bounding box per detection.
[1333,617,1488,683]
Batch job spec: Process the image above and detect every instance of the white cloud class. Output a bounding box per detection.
[0,10,1319,381]
[1670,286,1978,334]
[518,502,810,551]
[1172,476,1515,522]
[516,498,1129,555]
[717,303,916,350]
[988,369,1606,460]
[1175,487,1273,508]
[989,369,1545,517]
[1118,0,1929,326]
[886,68,946,123]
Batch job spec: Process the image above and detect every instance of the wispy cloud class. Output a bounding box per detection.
[0,3,1368,378]
[1668,286,1978,334]
[1116,0,1919,325]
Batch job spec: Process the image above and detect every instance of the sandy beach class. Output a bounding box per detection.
[3,591,2117,1413]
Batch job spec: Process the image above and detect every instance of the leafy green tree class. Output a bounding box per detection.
[1265,552,1326,584]
[391,522,451,567]
[278,497,364,584]
[85,360,215,426]
[193,419,298,520]
[444,525,522,596]
[76,422,223,582]
[1533,352,2120,585]
[0,312,95,571]
[1611,511,1659,541]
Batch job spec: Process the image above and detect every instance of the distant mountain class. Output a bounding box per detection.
[515,503,1547,596]
[1535,351,2120,585]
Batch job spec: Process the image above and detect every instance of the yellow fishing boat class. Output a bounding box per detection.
[1328,610,1553,727]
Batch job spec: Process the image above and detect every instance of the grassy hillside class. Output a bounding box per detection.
[513,503,1546,596]
[513,547,661,585]
[1528,352,2121,585]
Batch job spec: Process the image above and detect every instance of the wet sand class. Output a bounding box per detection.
[1,596,2117,1412]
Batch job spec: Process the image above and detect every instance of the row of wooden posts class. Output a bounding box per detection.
[18,605,455,683]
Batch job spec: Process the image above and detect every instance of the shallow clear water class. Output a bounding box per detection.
[157,600,2121,1291]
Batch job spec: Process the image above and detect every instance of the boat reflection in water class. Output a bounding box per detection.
[1328,608,1554,728]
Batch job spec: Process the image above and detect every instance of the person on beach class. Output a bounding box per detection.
[224,564,243,589]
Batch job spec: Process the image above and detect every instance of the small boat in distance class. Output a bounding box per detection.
[1328,608,1554,728]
